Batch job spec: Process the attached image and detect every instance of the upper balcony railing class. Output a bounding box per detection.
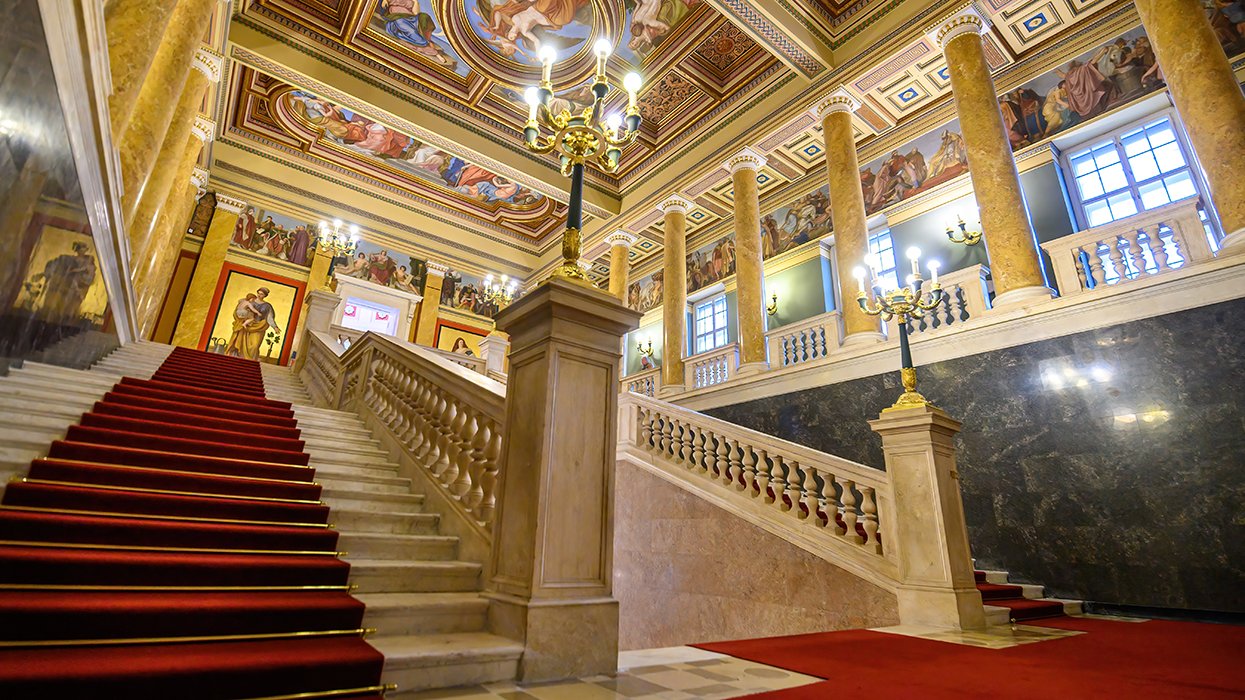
[687,343,738,389]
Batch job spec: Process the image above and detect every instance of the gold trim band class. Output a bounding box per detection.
[0,505,332,529]
[239,685,398,700]
[0,628,372,649]
[19,478,325,505]
[31,456,319,485]
[0,540,342,556]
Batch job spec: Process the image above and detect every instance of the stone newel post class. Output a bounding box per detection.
[486,277,641,681]
[293,289,342,374]
[478,330,510,378]
[869,404,986,630]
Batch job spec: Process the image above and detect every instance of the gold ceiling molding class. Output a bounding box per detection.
[226,44,613,221]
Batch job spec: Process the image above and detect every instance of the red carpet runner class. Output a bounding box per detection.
[975,570,1065,621]
[0,348,386,699]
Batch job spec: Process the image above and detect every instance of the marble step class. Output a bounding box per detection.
[372,633,522,695]
[321,488,425,513]
[298,425,377,443]
[357,593,489,636]
[0,395,96,420]
[318,476,411,495]
[293,412,371,434]
[329,508,439,535]
[18,363,123,388]
[347,559,481,594]
[311,461,402,481]
[303,437,388,458]
[305,448,394,468]
[295,406,366,421]
[338,532,458,560]
[0,375,111,402]
[0,410,81,437]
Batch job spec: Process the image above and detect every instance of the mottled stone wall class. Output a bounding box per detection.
[614,461,899,650]
[705,299,1245,613]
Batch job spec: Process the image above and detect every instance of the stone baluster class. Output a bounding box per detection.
[860,485,882,554]
[728,439,744,491]
[658,415,672,455]
[464,420,490,513]
[433,400,458,479]
[819,476,843,535]
[1147,226,1170,270]
[1085,245,1105,287]
[784,461,804,517]
[639,407,653,447]
[476,429,502,525]
[740,445,757,493]
[841,479,863,544]
[422,391,447,467]
[690,426,705,470]
[451,410,476,498]
[801,467,819,521]
[1123,230,1147,277]
[755,448,773,502]
[416,387,440,460]
[1107,237,1128,280]
[771,456,790,510]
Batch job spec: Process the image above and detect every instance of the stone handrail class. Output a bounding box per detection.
[766,311,840,368]
[425,345,487,374]
[617,392,899,589]
[1041,199,1212,296]
[887,264,993,337]
[302,330,507,537]
[687,343,738,389]
[621,366,660,397]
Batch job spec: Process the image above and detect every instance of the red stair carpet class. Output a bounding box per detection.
[974,569,1066,621]
[696,613,1244,698]
[0,347,387,699]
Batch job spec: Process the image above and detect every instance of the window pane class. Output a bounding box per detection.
[1137,179,1171,209]
[1107,191,1138,220]
[1099,163,1128,193]
[1129,152,1160,182]
[1078,173,1105,199]
[1153,142,1186,173]
[1164,171,1197,201]
[1093,145,1120,168]
[1145,121,1176,147]
[1121,130,1151,157]
[1071,152,1096,176]
[1085,199,1114,227]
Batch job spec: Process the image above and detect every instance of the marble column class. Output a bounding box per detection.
[658,196,691,396]
[131,115,213,294]
[118,0,219,225]
[171,193,246,348]
[725,147,769,375]
[486,277,641,682]
[1134,0,1245,251]
[937,13,1051,307]
[605,230,637,302]
[869,405,986,630]
[815,88,885,345]
[137,166,209,338]
[414,261,448,345]
[105,0,182,135]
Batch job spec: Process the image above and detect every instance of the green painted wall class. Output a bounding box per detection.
[764,256,830,331]
[624,318,663,376]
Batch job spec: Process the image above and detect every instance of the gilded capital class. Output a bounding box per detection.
[934,11,987,49]
[425,261,450,278]
[214,193,247,214]
[605,230,638,248]
[190,166,210,191]
[658,195,692,215]
[723,147,767,175]
[191,47,224,84]
[813,87,859,120]
[190,115,216,143]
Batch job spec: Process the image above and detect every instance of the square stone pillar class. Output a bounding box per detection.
[478,330,510,378]
[869,404,986,630]
[486,277,641,682]
[293,289,341,374]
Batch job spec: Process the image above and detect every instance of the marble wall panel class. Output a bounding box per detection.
[706,299,1245,613]
[614,461,899,650]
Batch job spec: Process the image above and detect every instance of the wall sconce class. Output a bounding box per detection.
[636,338,653,357]
[767,293,779,316]
[946,216,983,246]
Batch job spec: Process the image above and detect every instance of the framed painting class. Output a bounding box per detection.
[200,263,306,365]
[434,319,488,357]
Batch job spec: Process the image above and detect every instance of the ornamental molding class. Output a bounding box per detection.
[606,230,638,248]
[723,147,767,176]
[425,261,450,277]
[812,87,860,119]
[191,46,224,83]
[190,115,216,143]
[934,9,989,49]
[658,195,693,215]
[215,193,247,214]
[190,166,210,189]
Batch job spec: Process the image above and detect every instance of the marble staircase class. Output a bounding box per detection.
[260,362,523,695]
[976,566,1084,625]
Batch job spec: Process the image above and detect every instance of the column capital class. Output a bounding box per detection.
[190,166,210,193]
[657,195,692,215]
[214,194,247,214]
[190,115,216,143]
[605,230,638,248]
[722,147,767,175]
[934,9,989,49]
[812,87,859,119]
[191,46,224,84]
[425,261,450,277]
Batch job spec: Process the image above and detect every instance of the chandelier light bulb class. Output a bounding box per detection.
[538,45,558,66]
[605,112,622,131]
[622,72,642,93]
[523,86,540,106]
[906,246,921,261]
[593,38,612,59]
[852,266,866,281]
[928,259,940,285]
[333,218,343,229]
[350,224,359,235]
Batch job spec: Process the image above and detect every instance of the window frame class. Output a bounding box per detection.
[691,295,729,355]
[1061,108,1208,232]
[866,229,900,291]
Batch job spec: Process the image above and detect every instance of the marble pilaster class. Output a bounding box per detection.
[136,165,207,337]
[815,89,884,345]
[288,245,336,369]
[105,0,181,135]
[725,148,769,375]
[658,196,691,396]
[294,289,342,374]
[171,193,245,348]
[936,14,1051,307]
[118,0,219,225]
[414,261,448,346]
[486,277,641,682]
[1133,0,1245,251]
[605,230,637,302]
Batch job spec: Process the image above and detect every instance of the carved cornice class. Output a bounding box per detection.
[215,193,247,214]
[191,115,216,143]
[190,166,210,190]
[935,10,988,49]
[606,230,638,248]
[723,147,767,176]
[812,87,860,120]
[425,261,450,277]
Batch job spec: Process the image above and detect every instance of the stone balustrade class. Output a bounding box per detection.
[302,330,507,534]
[687,343,738,389]
[1041,199,1212,295]
[623,367,661,397]
[887,264,992,337]
[767,311,839,368]
[617,392,898,584]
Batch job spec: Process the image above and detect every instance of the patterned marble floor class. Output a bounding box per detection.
[399,646,821,699]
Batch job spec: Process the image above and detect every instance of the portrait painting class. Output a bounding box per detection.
[686,234,735,293]
[626,270,663,313]
[230,205,317,268]
[12,223,108,328]
[761,185,832,259]
[435,321,489,357]
[333,239,426,295]
[203,265,304,366]
[371,0,470,76]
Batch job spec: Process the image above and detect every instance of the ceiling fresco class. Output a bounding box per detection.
[224,64,569,242]
[240,0,787,183]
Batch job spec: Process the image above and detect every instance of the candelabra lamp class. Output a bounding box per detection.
[853,247,944,410]
[315,219,359,290]
[636,337,653,357]
[945,215,983,245]
[522,39,643,283]
[482,273,518,306]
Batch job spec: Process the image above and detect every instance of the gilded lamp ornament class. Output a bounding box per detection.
[315,219,359,290]
[854,247,944,410]
[945,215,983,246]
[522,39,643,283]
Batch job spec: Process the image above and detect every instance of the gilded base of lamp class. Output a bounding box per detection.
[883,366,934,412]
[544,261,599,290]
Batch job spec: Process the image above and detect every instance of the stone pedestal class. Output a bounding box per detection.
[486,278,640,682]
[414,262,448,346]
[605,230,636,302]
[479,331,510,378]
[294,289,342,374]
[726,148,770,375]
[869,404,986,630]
[659,197,690,394]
